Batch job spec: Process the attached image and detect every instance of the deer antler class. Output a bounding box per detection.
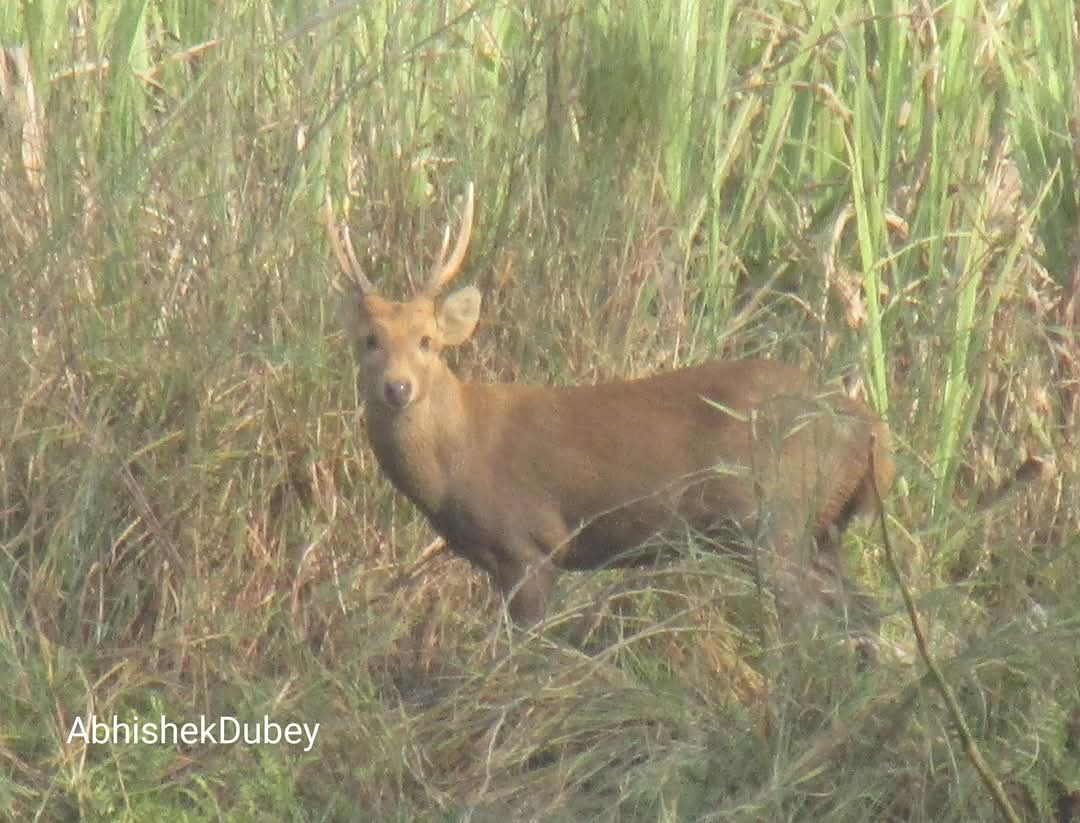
[425,182,475,295]
[323,193,374,294]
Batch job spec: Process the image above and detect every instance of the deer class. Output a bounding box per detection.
[326,184,895,630]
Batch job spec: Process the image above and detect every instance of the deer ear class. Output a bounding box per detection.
[437,286,481,345]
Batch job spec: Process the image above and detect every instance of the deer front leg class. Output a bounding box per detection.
[492,554,555,626]
[485,509,572,626]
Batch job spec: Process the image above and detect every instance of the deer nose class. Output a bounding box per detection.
[383,379,413,408]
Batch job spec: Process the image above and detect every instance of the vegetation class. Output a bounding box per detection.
[1,0,1076,820]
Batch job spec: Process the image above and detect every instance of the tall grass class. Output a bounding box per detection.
[1,0,1077,820]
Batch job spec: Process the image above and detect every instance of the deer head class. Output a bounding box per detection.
[326,184,480,413]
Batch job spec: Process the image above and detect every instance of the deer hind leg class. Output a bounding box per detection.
[757,526,881,639]
[808,542,881,635]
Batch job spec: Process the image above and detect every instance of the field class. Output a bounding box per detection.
[1,1,1078,820]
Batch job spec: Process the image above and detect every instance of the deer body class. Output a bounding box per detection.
[328,186,894,625]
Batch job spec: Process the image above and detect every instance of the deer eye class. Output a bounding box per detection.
[419,335,433,352]
[365,333,379,351]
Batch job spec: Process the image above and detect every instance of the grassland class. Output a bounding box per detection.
[1,1,1078,820]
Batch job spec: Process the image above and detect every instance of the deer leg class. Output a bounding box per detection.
[489,510,574,626]
[757,532,880,638]
[811,538,882,636]
[491,552,555,626]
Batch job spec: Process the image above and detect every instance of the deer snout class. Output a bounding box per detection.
[382,379,413,408]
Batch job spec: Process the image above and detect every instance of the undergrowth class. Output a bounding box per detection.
[1,1,1077,821]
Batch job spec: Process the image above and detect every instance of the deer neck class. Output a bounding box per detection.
[366,364,470,515]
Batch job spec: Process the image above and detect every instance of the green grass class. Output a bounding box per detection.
[2,0,1078,820]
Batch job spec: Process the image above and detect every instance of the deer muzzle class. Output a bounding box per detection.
[382,379,413,409]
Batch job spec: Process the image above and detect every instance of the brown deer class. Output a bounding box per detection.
[327,185,895,628]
